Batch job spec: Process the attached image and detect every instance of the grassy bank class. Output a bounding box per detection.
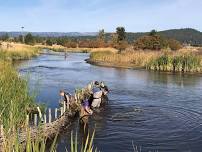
[0,42,40,60]
[0,62,35,130]
[89,47,202,73]
[90,50,161,68]
[36,44,118,53]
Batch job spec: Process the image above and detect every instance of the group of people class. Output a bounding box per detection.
[80,81,109,123]
[59,81,109,124]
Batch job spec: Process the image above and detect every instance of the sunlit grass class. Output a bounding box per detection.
[90,50,160,67]
[0,42,40,60]
[36,44,118,53]
[0,62,35,130]
[90,48,202,72]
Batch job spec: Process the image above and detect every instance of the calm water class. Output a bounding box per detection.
[18,51,202,152]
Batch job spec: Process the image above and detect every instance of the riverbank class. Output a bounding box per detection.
[86,58,144,69]
[0,42,44,151]
[88,47,202,73]
[0,42,40,60]
[36,44,118,53]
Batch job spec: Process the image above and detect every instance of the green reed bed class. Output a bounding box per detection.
[146,53,202,72]
[0,62,35,130]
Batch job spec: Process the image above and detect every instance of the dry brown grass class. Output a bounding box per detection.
[0,42,40,60]
[36,44,118,53]
[90,47,202,69]
[90,50,162,67]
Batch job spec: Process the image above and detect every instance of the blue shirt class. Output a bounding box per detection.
[82,99,89,108]
[92,87,100,94]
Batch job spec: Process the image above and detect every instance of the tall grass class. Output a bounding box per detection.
[90,50,161,67]
[0,62,34,130]
[36,44,118,53]
[0,45,40,61]
[90,49,202,72]
[146,53,202,72]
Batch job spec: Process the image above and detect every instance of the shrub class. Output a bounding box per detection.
[134,35,168,50]
[167,39,182,51]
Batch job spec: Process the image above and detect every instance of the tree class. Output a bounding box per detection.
[97,29,105,47]
[98,29,105,41]
[0,33,9,41]
[149,29,157,36]
[116,27,126,42]
[18,35,23,43]
[115,27,127,52]
[134,35,168,50]
[167,39,182,51]
[46,39,53,46]
[24,33,35,45]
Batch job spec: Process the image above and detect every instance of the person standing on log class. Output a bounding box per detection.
[59,90,71,105]
[91,81,104,108]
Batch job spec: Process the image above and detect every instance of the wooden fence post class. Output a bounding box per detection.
[44,114,46,123]
[63,101,66,112]
[26,115,29,127]
[34,114,37,126]
[67,100,70,110]
[55,108,58,119]
[60,107,63,116]
[48,108,51,123]
[37,106,43,122]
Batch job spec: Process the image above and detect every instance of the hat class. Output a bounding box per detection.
[94,81,99,86]
[100,81,105,88]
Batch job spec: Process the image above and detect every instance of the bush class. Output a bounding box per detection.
[134,35,182,51]
[134,35,168,50]
[167,39,182,51]
[25,33,35,45]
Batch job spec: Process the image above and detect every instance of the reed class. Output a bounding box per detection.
[90,50,161,68]
[146,52,202,72]
[90,48,202,73]
[0,42,40,60]
[0,62,35,130]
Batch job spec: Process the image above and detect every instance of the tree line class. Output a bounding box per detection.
[0,27,185,51]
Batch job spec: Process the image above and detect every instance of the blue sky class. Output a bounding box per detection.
[0,0,201,32]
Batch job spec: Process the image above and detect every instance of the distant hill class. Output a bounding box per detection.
[123,28,202,45]
[0,32,97,37]
[159,28,202,45]
[0,28,202,45]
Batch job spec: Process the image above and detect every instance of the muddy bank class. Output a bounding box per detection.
[86,59,144,70]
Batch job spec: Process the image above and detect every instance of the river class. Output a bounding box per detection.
[18,51,202,152]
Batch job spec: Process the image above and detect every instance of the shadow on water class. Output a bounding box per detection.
[16,52,202,152]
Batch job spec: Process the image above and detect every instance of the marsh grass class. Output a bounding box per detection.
[146,52,202,72]
[90,50,160,67]
[0,62,35,130]
[69,130,97,152]
[90,48,202,72]
[36,44,118,53]
[0,45,40,61]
